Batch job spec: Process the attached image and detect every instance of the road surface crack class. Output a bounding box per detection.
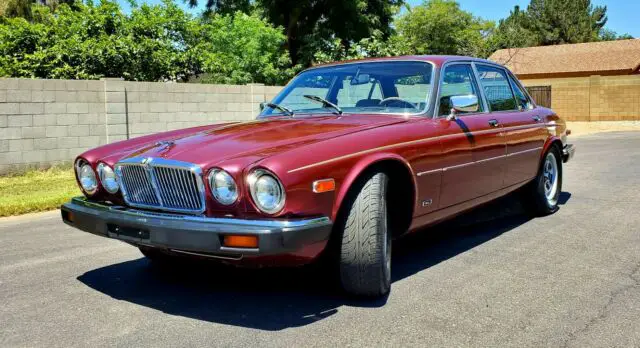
[561,261,640,348]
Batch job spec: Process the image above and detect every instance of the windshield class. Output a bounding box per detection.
[260,61,434,117]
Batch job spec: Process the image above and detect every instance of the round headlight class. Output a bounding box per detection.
[76,161,98,195]
[97,163,119,194]
[208,169,238,205]
[248,169,285,214]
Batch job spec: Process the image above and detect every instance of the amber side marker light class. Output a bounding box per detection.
[223,235,259,248]
[62,210,74,223]
[313,179,336,193]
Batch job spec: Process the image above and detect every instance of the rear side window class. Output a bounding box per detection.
[476,65,517,112]
[507,74,533,110]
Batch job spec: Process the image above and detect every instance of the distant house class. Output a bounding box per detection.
[489,39,640,122]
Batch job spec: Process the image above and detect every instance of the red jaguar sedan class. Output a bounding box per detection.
[62,55,575,297]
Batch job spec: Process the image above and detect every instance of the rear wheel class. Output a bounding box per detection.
[524,146,563,215]
[336,172,392,297]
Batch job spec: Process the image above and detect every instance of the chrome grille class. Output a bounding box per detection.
[115,157,205,214]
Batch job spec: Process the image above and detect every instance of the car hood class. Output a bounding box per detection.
[98,115,408,168]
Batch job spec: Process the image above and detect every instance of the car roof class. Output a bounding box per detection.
[308,55,499,70]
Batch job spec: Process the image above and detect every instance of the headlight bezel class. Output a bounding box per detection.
[248,168,286,215]
[207,168,239,206]
[97,162,120,194]
[75,159,98,195]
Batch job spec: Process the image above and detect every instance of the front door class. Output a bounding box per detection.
[435,63,506,209]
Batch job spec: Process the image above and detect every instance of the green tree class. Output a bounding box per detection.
[1,0,77,20]
[395,0,493,57]
[525,0,607,45]
[184,0,403,67]
[196,12,295,84]
[312,30,410,64]
[0,0,293,84]
[598,28,634,41]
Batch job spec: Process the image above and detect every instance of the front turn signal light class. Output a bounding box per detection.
[223,235,259,248]
[312,179,335,193]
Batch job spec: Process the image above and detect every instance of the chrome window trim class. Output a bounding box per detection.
[505,69,537,109]
[114,157,206,214]
[265,60,437,117]
[434,60,489,118]
[473,62,521,113]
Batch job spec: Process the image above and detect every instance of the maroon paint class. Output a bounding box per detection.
[74,56,570,266]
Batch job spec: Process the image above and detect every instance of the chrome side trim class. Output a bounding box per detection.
[443,154,506,171]
[416,146,543,176]
[288,124,545,174]
[506,146,543,157]
[69,197,331,229]
[416,168,443,177]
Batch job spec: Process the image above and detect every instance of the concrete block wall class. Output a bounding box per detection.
[0,78,283,174]
[520,74,640,122]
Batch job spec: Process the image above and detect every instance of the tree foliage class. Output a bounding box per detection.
[395,0,494,58]
[525,0,607,45]
[0,0,634,82]
[488,0,625,53]
[0,0,293,83]
[184,0,403,66]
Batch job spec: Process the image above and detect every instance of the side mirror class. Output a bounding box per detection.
[447,94,479,120]
[259,102,266,111]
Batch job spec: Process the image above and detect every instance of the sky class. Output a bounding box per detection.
[119,0,639,38]
[405,0,639,37]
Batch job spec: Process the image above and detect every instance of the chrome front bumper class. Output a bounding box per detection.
[61,197,332,257]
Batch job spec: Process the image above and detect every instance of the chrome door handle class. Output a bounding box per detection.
[488,119,499,127]
[532,116,541,122]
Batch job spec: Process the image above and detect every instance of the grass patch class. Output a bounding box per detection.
[0,166,80,217]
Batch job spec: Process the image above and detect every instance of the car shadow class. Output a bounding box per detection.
[77,191,570,331]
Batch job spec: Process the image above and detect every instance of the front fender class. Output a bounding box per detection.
[331,152,417,221]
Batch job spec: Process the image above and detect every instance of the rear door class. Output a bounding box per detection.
[475,64,547,187]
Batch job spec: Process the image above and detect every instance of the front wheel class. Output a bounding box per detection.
[524,146,563,215]
[336,172,392,297]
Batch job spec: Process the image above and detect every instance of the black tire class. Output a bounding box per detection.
[524,145,563,216]
[337,171,392,297]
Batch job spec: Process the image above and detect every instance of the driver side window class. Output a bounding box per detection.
[438,64,482,116]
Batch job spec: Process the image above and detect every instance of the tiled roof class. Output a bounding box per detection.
[489,39,640,77]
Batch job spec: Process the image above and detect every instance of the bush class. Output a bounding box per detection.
[0,0,295,84]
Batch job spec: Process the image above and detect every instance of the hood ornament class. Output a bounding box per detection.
[155,140,175,149]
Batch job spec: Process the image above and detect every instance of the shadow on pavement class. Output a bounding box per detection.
[77,191,569,331]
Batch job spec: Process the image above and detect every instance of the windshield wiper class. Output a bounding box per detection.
[265,103,294,116]
[303,95,343,115]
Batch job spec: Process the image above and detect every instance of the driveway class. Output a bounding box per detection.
[1,132,639,347]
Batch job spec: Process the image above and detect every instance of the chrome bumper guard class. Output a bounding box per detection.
[562,144,575,163]
[61,197,333,257]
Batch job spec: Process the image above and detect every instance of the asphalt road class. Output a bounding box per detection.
[1,132,639,347]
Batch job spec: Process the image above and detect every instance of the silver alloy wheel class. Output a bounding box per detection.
[543,152,559,206]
